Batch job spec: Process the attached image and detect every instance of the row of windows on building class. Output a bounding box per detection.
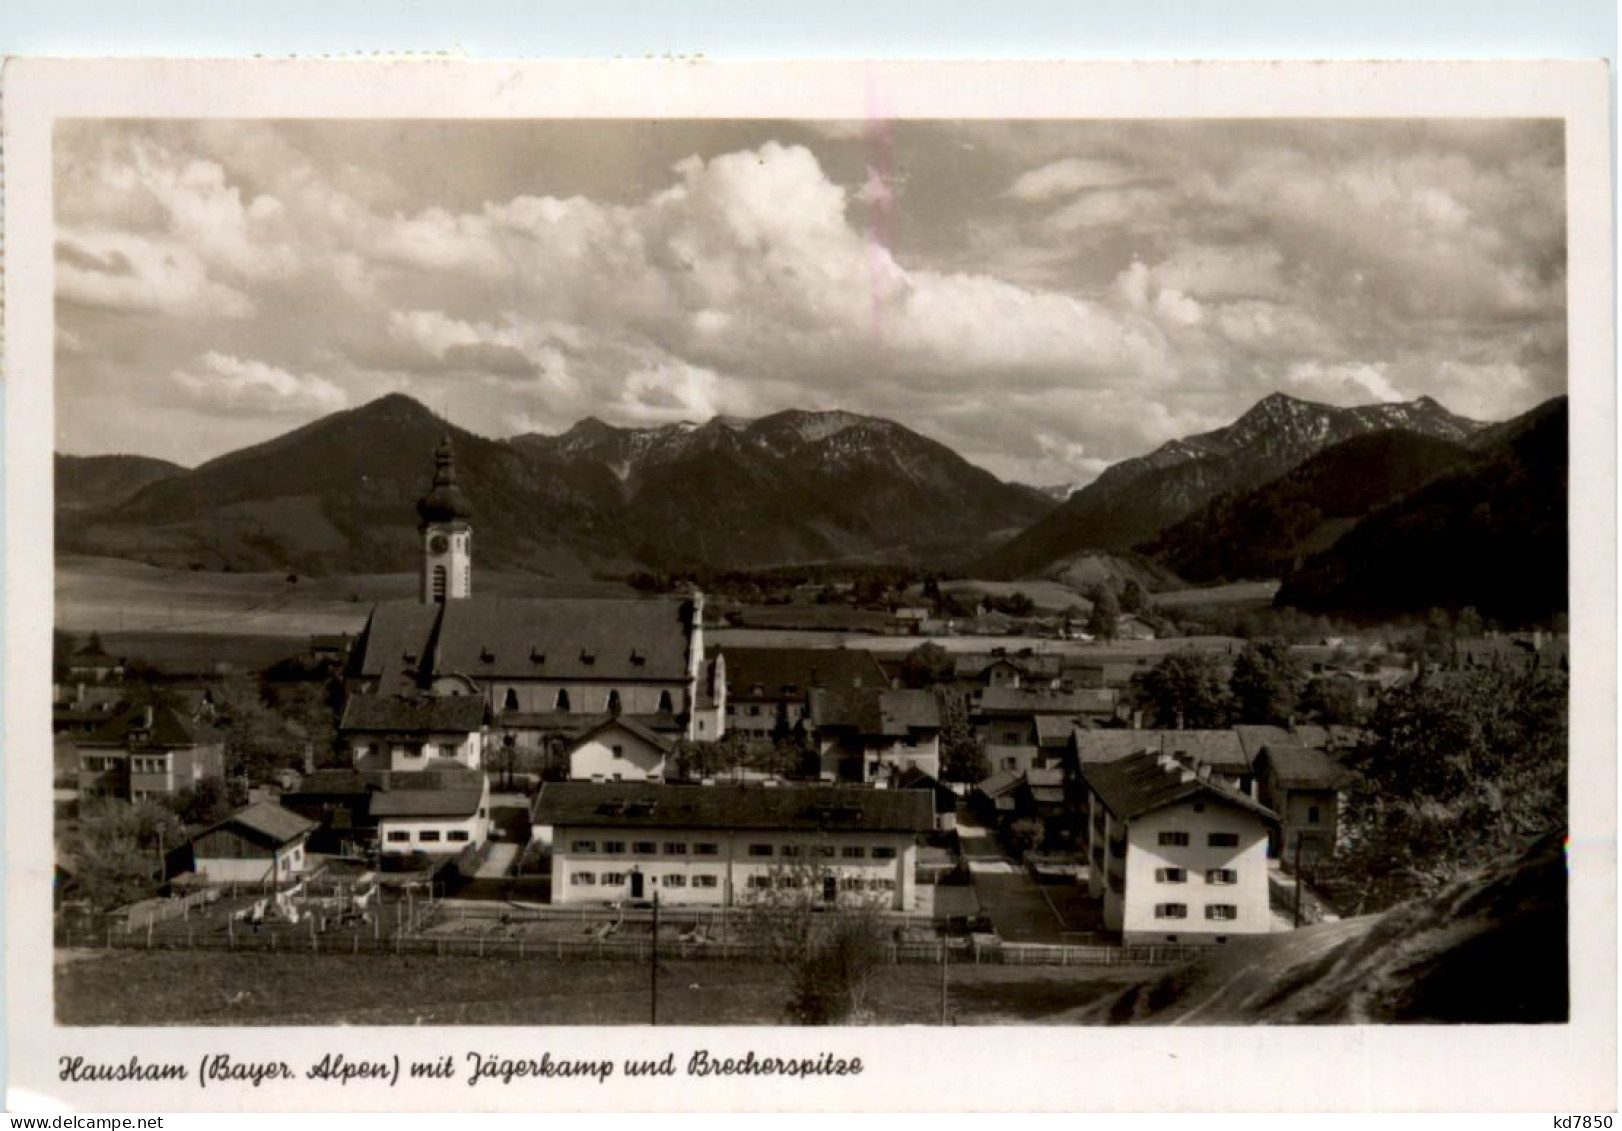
[1155,868,1239,885]
[500,688,676,715]
[568,840,897,860]
[1157,832,1242,848]
[1153,903,1240,921]
[385,829,473,844]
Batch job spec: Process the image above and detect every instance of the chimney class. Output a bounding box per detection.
[140,705,155,731]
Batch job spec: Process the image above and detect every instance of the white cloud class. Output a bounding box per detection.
[1006,157,1140,202]
[171,351,347,415]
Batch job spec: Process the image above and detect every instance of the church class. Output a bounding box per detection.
[343,438,726,758]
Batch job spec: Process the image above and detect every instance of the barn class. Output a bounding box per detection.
[187,802,317,886]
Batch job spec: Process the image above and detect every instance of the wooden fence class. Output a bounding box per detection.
[54,928,1199,968]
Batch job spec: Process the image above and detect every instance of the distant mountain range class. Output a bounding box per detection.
[56,394,1053,576]
[56,454,185,512]
[1275,397,1568,624]
[1142,430,1475,585]
[980,392,1485,579]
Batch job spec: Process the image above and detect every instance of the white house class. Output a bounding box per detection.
[532,781,933,911]
[187,801,316,886]
[340,693,488,771]
[808,687,942,783]
[373,769,491,859]
[566,716,674,782]
[1081,750,1278,945]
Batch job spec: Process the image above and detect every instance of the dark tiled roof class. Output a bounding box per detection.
[1234,724,1295,763]
[720,647,886,700]
[285,767,480,798]
[977,687,1116,716]
[532,781,932,834]
[355,596,695,688]
[341,693,487,734]
[1257,745,1348,790]
[371,786,485,819]
[81,703,224,749]
[974,769,1023,800]
[498,710,683,736]
[1083,751,1277,825]
[1073,729,1251,773]
[565,716,675,755]
[809,688,940,736]
[953,653,1063,680]
[196,801,316,847]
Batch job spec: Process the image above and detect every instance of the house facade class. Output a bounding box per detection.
[1253,744,1346,865]
[808,687,942,783]
[567,716,673,782]
[187,802,316,886]
[340,693,488,771]
[373,770,491,861]
[1082,751,1277,945]
[76,704,226,804]
[533,781,932,911]
[720,647,885,738]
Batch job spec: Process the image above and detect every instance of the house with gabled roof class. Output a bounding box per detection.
[532,780,932,910]
[185,801,317,886]
[808,687,942,783]
[1081,750,1278,945]
[1252,744,1349,866]
[1071,727,1256,795]
[340,692,488,771]
[719,646,885,737]
[76,703,226,804]
[566,715,674,783]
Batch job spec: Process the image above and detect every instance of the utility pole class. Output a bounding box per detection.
[650,890,660,1027]
[1293,833,1304,929]
[939,937,949,1026]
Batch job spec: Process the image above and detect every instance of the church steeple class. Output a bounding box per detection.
[418,436,472,603]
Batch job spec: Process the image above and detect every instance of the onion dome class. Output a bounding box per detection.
[416,436,474,523]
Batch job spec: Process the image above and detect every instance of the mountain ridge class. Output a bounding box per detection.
[58,393,1053,577]
[981,393,1488,579]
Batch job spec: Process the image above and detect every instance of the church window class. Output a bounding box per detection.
[658,690,674,713]
[432,565,447,602]
[555,689,571,712]
[502,688,519,713]
[607,689,622,715]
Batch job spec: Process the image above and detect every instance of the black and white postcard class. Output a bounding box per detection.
[3,58,1614,1112]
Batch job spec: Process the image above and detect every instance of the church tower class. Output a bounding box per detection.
[417,436,474,604]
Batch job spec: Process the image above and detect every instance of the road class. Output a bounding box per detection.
[956,813,1079,944]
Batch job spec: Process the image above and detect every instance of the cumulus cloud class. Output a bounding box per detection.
[54,119,1567,484]
[171,351,347,415]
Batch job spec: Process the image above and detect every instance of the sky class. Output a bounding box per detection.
[54,118,1567,487]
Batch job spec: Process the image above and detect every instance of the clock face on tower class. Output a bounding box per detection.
[429,534,450,554]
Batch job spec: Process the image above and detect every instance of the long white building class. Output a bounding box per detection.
[532,781,932,911]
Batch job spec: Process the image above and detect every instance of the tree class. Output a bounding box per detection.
[1085,585,1120,641]
[167,777,233,828]
[1229,640,1307,725]
[1119,579,1148,615]
[1324,666,1567,913]
[73,800,186,911]
[1299,676,1366,726]
[1131,649,1231,728]
[1002,817,1043,860]
[900,642,954,689]
[737,854,896,1024]
[936,691,989,784]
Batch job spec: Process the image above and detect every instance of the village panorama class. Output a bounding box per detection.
[50,119,1569,1027]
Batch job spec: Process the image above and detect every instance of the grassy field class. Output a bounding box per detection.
[55,555,638,638]
[1150,580,1280,608]
[55,950,1160,1026]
